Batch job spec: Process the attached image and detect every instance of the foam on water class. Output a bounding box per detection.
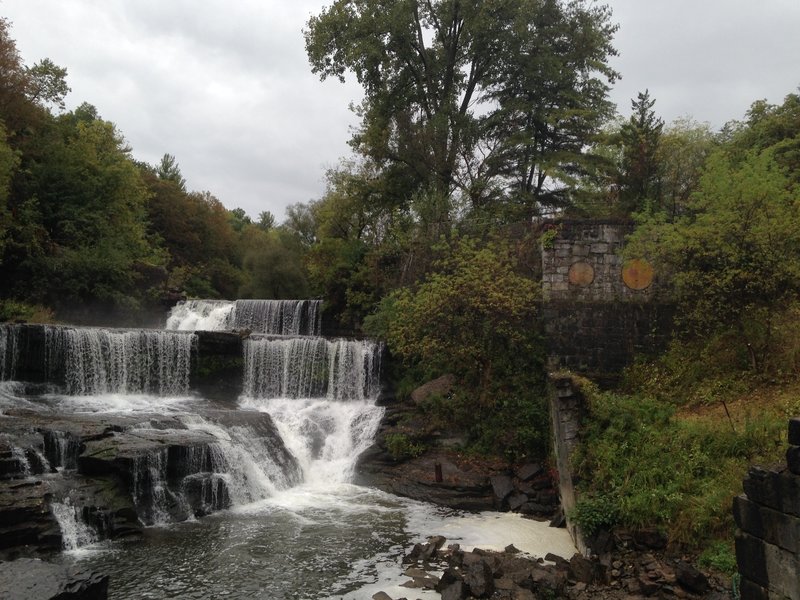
[166,300,234,331]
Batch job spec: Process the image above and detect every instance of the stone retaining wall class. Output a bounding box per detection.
[540,219,673,382]
[734,417,800,600]
[549,375,589,555]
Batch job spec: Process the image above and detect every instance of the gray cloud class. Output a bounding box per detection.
[3,0,798,220]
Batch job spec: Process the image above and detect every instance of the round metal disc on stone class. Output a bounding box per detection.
[568,262,594,287]
[622,258,654,290]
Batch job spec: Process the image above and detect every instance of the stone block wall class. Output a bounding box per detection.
[541,219,655,302]
[539,219,672,381]
[734,417,800,600]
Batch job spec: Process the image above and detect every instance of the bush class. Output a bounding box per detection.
[573,389,786,546]
[571,495,619,536]
[384,433,426,461]
[698,540,737,574]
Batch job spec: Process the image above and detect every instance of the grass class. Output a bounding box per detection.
[571,380,791,551]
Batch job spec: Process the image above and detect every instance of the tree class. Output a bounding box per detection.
[617,90,664,213]
[626,148,800,371]
[239,227,309,299]
[0,123,19,261]
[26,58,70,112]
[370,236,548,458]
[155,153,187,191]
[655,118,716,220]
[305,0,618,218]
[257,210,275,231]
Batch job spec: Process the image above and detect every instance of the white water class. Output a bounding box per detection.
[55,328,195,395]
[2,308,577,595]
[166,298,322,335]
[0,324,19,381]
[51,499,98,551]
[243,337,381,401]
[166,300,234,331]
[178,414,301,503]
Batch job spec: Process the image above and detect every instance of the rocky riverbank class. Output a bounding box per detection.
[369,534,731,600]
[355,382,561,518]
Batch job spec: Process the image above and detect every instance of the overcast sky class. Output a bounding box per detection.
[2,1,798,221]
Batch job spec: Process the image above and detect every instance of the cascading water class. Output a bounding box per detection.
[0,302,576,597]
[240,336,384,485]
[165,300,234,331]
[230,299,321,335]
[51,499,97,551]
[55,328,195,396]
[242,337,380,401]
[166,298,322,336]
[0,324,19,381]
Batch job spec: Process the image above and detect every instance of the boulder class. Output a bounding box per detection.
[490,475,515,508]
[0,558,109,599]
[516,463,543,482]
[410,374,456,405]
[675,561,709,595]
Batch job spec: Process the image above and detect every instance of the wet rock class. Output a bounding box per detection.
[371,593,393,600]
[507,491,528,511]
[490,475,515,507]
[674,561,709,595]
[462,554,494,597]
[568,554,598,584]
[0,558,109,599]
[516,463,544,481]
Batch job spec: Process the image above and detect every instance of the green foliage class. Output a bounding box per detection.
[305,0,619,217]
[384,433,426,461]
[239,227,309,299]
[385,237,540,387]
[573,390,786,545]
[698,540,737,575]
[375,236,549,459]
[627,147,800,372]
[0,299,54,323]
[571,495,619,536]
[616,90,664,213]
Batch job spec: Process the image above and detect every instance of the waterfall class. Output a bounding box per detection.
[241,336,384,485]
[44,430,80,470]
[166,298,322,336]
[231,299,321,336]
[131,448,171,524]
[166,300,234,331]
[0,324,19,381]
[55,328,195,396]
[243,337,381,401]
[178,415,302,503]
[51,499,97,550]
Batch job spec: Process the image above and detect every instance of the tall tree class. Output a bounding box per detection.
[155,153,187,191]
[617,90,664,213]
[305,0,618,219]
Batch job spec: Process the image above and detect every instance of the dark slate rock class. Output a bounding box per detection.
[489,475,514,507]
[787,445,800,476]
[507,491,528,511]
[462,555,494,598]
[516,463,543,482]
[567,554,596,584]
[675,560,709,595]
[789,418,800,446]
[0,558,109,599]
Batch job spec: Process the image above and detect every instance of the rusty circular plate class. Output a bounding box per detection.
[622,258,654,290]
[568,261,595,287]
